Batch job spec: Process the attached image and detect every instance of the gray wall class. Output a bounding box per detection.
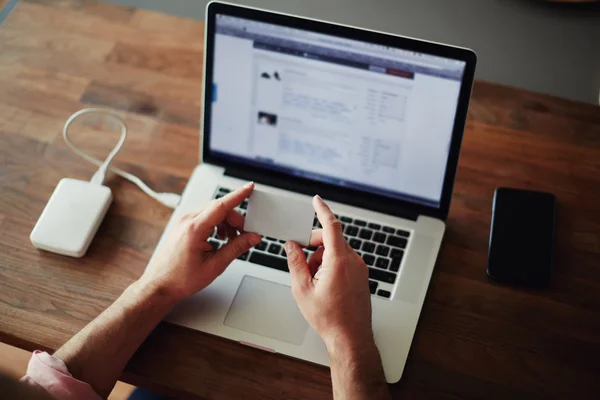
[106,0,600,104]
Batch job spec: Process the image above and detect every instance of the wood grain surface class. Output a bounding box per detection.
[1,1,599,399]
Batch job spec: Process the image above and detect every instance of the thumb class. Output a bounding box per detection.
[211,233,261,272]
[284,241,312,295]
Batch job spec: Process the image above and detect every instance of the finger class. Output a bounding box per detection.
[345,241,355,255]
[349,246,364,264]
[178,213,194,222]
[210,232,261,272]
[314,267,327,281]
[226,225,238,240]
[216,224,227,240]
[313,195,346,253]
[225,209,245,232]
[196,182,254,229]
[309,229,324,247]
[284,241,312,295]
[307,246,324,276]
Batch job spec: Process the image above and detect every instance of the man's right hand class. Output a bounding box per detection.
[284,195,373,349]
[285,195,390,400]
[285,196,389,400]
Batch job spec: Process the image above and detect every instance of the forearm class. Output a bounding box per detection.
[326,333,391,400]
[54,280,176,398]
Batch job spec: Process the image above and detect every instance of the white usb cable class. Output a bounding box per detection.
[63,108,181,209]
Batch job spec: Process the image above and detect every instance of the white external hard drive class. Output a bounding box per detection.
[30,178,112,257]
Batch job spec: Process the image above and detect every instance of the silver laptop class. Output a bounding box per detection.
[148,1,476,383]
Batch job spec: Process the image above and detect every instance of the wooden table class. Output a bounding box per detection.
[1,1,599,399]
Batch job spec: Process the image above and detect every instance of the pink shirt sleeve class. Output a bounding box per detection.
[20,351,102,400]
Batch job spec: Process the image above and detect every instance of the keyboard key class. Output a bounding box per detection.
[368,268,397,284]
[377,289,391,298]
[340,216,352,223]
[349,238,362,250]
[218,188,231,194]
[353,219,366,227]
[344,235,349,242]
[238,252,249,261]
[303,250,309,259]
[313,217,319,227]
[266,237,278,242]
[215,193,224,199]
[396,229,410,238]
[341,223,346,232]
[369,280,378,294]
[208,239,219,250]
[391,248,403,258]
[367,222,381,230]
[278,239,286,244]
[307,246,319,252]
[268,243,282,255]
[373,232,386,243]
[376,245,390,257]
[375,257,389,269]
[255,241,267,251]
[382,226,395,234]
[363,254,375,265]
[359,228,373,240]
[345,225,359,237]
[334,214,339,219]
[355,251,362,257]
[387,235,408,248]
[390,253,403,272]
[240,200,248,210]
[249,252,288,272]
[361,242,375,253]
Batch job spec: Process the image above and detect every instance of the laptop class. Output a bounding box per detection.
[148,1,476,383]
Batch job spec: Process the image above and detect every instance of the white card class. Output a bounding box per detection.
[243,189,314,246]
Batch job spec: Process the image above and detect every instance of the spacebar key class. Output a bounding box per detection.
[248,252,289,272]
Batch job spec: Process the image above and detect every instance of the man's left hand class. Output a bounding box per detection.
[140,182,261,303]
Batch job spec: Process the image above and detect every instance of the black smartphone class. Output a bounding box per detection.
[487,188,556,285]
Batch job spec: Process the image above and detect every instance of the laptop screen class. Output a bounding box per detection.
[208,14,467,208]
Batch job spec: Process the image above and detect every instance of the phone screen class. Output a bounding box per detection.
[487,188,556,284]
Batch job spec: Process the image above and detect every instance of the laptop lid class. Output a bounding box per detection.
[202,1,476,221]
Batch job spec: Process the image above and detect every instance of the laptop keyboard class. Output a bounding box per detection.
[208,187,411,300]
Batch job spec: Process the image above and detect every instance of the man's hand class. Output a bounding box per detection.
[285,195,372,347]
[285,195,390,400]
[141,182,262,303]
[54,182,262,398]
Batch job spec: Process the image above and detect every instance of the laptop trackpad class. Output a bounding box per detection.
[224,276,309,345]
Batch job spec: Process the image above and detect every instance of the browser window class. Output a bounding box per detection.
[209,14,466,208]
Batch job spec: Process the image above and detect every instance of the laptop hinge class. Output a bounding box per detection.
[225,167,419,222]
